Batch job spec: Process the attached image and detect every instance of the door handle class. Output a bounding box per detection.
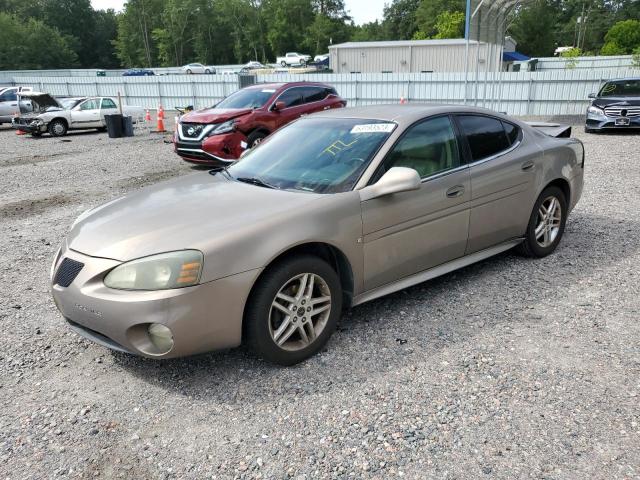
[521,161,534,171]
[446,185,465,198]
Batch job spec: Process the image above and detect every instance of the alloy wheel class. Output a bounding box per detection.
[535,195,562,248]
[269,273,331,351]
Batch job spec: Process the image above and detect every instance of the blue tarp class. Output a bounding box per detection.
[503,51,530,62]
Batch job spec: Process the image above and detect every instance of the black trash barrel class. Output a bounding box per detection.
[121,115,134,137]
[104,114,123,138]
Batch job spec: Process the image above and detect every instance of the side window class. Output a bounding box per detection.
[276,88,304,108]
[79,99,98,111]
[502,121,520,145]
[101,98,117,109]
[456,115,510,161]
[382,116,461,179]
[0,90,17,102]
[302,87,326,103]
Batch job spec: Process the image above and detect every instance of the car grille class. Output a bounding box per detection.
[604,106,640,118]
[54,258,84,287]
[180,123,206,138]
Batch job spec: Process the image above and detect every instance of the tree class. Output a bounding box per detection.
[114,0,164,67]
[381,0,421,40]
[561,47,581,68]
[508,0,558,57]
[415,0,465,39]
[601,19,640,55]
[0,13,78,69]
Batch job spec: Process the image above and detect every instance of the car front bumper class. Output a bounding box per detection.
[585,115,640,130]
[51,246,261,358]
[174,131,248,165]
[11,118,46,133]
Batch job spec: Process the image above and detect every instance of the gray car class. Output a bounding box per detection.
[51,105,585,365]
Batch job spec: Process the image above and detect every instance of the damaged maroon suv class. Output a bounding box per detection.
[174,82,346,165]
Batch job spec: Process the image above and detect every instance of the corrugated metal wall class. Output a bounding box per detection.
[7,68,637,115]
[535,55,634,70]
[330,43,489,73]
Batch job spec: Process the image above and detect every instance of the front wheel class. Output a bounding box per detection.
[247,130,267,148]
[244,255,342,365]
[186,69,192,74]
[280,61,287,67]
[48,119,67,137]
[517,186,567,258]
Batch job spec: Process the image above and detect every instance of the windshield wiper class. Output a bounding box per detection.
[236,176,277,189]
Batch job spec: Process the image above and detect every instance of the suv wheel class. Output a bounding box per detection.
[48,119,67,137]
[245,255,342,365]
[517,185,567,258]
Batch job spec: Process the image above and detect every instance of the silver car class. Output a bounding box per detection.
[51,105,585,365]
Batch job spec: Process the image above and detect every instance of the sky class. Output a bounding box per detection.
[90,0,386,25]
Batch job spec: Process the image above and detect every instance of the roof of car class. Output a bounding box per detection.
[312,104,506,124]
[245,81,332,90]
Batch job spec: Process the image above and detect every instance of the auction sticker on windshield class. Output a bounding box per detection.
[351,123,396,134]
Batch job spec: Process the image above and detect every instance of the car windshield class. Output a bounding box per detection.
[227,117,396,194]
[599,80,640,97]
[215,88,275,109]
[60,98,83,109]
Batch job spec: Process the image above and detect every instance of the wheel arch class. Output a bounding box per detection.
[544,177,571,205]
[50,117,68,128]
[241,241,354,337]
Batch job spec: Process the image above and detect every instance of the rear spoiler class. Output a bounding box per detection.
[525,122,572,138]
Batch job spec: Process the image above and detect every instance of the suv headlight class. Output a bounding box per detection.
[104,250,203,290]
[587,106,605,117]
[211,120,235,135]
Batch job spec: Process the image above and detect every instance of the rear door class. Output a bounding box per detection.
[271,86,308,127]
[361,115,471,290]
[71,99,101,128]
[454,114,538,254]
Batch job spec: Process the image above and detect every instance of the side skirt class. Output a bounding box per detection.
[351,238,523,306]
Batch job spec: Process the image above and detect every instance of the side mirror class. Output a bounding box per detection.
[359,167,421,201]
[588,93,596,99]
[272,101,286,112]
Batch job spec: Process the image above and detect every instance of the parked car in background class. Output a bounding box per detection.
[585,77,640,132]
[244,61,266,70]
[12,93,144,137]
[276,52,311,67]
[53,105,584,365]
[314,54,329,63]
[0,86,33,124]
[122,68,155,76]
[174,82,346,165]
[181,63,215,74]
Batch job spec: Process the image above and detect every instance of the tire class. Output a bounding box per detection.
[186,69,192,74]
[205,69,211,74]
[280,61,287,67]
[244,255,342,365]
[300,59,306,66]
[516,185,567,258]
[97,127,107,132]
[247,130,267,148]
[48,119,67,137]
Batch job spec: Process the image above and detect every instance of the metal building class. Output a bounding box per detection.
[328,39,490,74]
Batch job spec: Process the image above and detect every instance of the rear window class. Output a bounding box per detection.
[502,121,520,145]
[456,115,511,161]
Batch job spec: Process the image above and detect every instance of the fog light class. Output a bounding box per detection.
[147,323,173,354]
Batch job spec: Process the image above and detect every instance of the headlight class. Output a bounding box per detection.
[30,119,43,126]
[211,120,235,135]
[104,250,203,290]
[587,106,605,117]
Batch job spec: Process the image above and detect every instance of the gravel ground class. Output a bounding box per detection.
[0,123,639,480]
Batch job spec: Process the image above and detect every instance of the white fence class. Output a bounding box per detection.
[535,55,634,71]
[6,67,638,116]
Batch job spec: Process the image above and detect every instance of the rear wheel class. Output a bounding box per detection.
[186,69,192,74]
[245,255,342,365]
[48,119,67,137]
[280,61,287,67]
[517,186,567,258]
[205,69,211,74]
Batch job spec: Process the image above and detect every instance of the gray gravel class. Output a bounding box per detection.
[0,123,639,480]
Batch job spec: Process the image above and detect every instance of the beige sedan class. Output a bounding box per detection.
[51,105,585,365]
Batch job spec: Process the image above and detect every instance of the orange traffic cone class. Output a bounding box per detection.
[156,109,166,133]
[399,96,407,104]
[145,109,151,122]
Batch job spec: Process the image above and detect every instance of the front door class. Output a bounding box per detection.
[71,99,101,128]
[361,115,471,291]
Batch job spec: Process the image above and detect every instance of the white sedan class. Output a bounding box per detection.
[181,63,215,74]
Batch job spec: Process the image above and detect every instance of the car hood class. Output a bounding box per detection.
[181,108,253,124]
[19,92,62,110]
[592,96,640,108]
[68,172,323,262]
